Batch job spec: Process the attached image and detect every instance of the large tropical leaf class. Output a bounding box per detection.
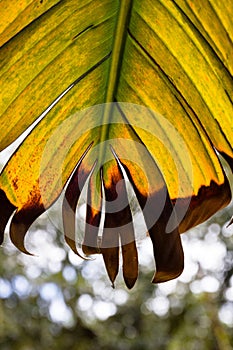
[0,0,232,288]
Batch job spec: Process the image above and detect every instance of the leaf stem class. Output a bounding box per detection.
[105,0,133,104]
[99,0,133,152]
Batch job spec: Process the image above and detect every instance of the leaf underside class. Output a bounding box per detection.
[0,0,232,288]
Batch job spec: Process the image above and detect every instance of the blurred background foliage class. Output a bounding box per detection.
[0,157,233,349]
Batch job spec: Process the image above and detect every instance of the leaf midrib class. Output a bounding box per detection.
[99,0,133,162]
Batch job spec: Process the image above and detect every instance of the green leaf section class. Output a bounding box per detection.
[0,0,118,150]
[0,0,61,47]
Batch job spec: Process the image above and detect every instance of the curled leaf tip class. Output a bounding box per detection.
[62,145,95,257]
[124,277,137,290]
[152,269,183,284]
[102,246,119,285]
[64,235,88,260]
[9,205,45,255]
[10,224,33,256]
[121,240,138,290]
[0,189,17,245]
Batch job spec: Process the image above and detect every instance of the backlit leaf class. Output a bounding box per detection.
[0,0,232,287]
